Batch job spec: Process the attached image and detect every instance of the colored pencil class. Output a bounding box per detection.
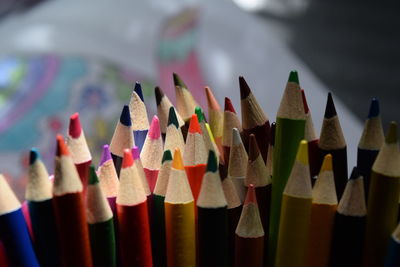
[235,184,264,267]
[174,72,199,138]
[268,71,306,266]
[132,146,151,197]
[197,150,229,267]
[109,105,134,176]
[228,128,248,202]
[155,86,184,139]
[152,150,173,267]
[0,174,39,267]
[184,114,208,201]
[205,86,224,155]
[26,148,60,267]
[275,140,312,267]
[239,76,270,162]
[164,106,185,154]
[330,167,366,267]
[318,92,348,199]
[306,154,337,267]
[195,106,220,161]
[86,165,116,267]
[219,160,242,267]
[0,241,9,267]
[384,222,400,267]
[301,89,319,179]
[67,112,92,197]
[222,97,242,167]
[98,144,119,215]
[117,149,152,267]
[265,122,275,185]
[364,121,400,267]
[52,134,92,267]
[246,134,272,263]
[141,115,163,192]
[129,82,150,152]
[357,98,384,201]
[165,148,196,267]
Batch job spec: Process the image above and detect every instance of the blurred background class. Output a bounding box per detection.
[0,0,397,199]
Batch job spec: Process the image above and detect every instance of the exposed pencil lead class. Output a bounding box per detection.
[244,184,257,205]
[188,114,202,134]
[320,154,333,172]
[122,149,134,168]
[172,149,184,170]
[368,98,380,118]
[134,82,144,101]
[206,150,218,172]
[148,116,161,139]
[224,97,236,113]
[167,107,179,128]
[120,105,132,126]
[56,135,69,156]
[288,70,299,85]
[155,86,164,106]
[88,165,99,185]
[324,93,337,119]
[195,106,205,123]
[349,166,362,180]
[239,76,251,99]
[386,121,398,144]
[173,72,187,88]
[29,148,40,165]
[99,145,112,166]
[162,150,173,163]
[69,112,82,138]
[296,140,309,165]
[131,146,140,160]
[301,90,309,114]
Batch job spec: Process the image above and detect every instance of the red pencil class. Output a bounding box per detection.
[52,135,92,267]
[117,149,152,267]
[66,112,92,197]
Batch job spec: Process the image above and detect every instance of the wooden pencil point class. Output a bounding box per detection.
[155,86,163,106]
[122,149,134,168]
[120,105,132,126]
[172,149,184,170]
[189,114,202,134]
[238,76,251,99]
[205,86,220,111]
[167,106,179,128]
[288,70,299,84]
[386,121,398,144]
[206,150,218,172]
[324,93,337,119]
[368,98,380,118]
[88,165,99,185]
[248,134,260,161]
[134,81,144,101]
[69,112,82,138]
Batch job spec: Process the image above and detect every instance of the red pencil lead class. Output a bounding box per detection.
[245,184,257,205]
[56,134,69,156]
[122,149,134,168]
[69,112,82,138]
[188,114,202,134]
[224,97,236,113]
[148,116,161,139]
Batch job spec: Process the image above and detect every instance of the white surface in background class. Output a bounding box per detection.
[0,0,362,167]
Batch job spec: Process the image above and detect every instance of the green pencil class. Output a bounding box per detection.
[86,165,116,267]
[268,71,306,266]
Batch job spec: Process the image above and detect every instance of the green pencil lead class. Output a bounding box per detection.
[162,150,173,163]
[206,150,218,173]
[167,107,179,128]
[195,106,205,123]
[173,72,187,89]
[386,121,398,144]
[88,165,99,185]
[288,70,299,85]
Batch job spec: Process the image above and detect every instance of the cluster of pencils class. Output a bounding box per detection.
[0,71,399,267]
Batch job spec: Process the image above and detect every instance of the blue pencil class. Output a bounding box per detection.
[129,82,149,152]
[0,174,39,267]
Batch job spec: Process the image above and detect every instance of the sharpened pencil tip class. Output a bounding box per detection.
[29,148,40,165]
[301,89,310,114]
[56,135,69,156]
[349,166,362,180]
[324,93,337,119]
[122,149,134,168]
[173,72,187,88]
[172,148,184,170]
[131,146,140,160]
[244,184,257,205]
[386,121,398,144]
[232,128,243,146]
[168,107,179,128]
[205,86,220,111]
[320,154,332,172]
[224,97,236,113]
[88,165,99,185]
[69,112,82,138]
[296,140,309,165]
[120,105,132,126]
[248,134,260,161]
[148,116,161,139]
[195,106,205,123]
[206,150,218,172]
[368,98,380,118]
[288,70,299,84]
[155,86,164,106]
[134,82,144,102]
[162,150,173,163]
[100,145,112,166]
[239,76,251,99]
[189,114,202,134]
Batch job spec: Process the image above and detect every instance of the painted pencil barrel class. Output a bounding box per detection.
[152,195,167,267]
[234,236,264,267]
[88,218,116,267]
